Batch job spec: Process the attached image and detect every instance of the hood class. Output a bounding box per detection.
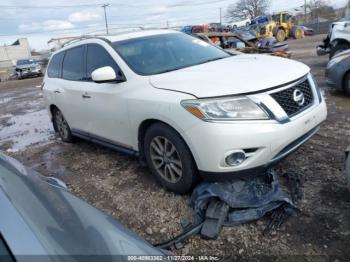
[16,63,38,69]
[149,55,309,98]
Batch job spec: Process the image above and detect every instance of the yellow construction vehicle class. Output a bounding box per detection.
[259,12,304,42]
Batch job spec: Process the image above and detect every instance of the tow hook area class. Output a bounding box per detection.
[155,169,302,250]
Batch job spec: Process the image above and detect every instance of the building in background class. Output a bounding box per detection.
[0,38,32,80]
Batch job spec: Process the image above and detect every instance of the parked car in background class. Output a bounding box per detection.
[250,16,269,25]
[229,18,251,29]
[326,49,350,95]
[317,20,350,58]
[14,59,43,79]
[301,26,314,36]
[0,153,165,260]
[346,146,350,191]
[43,29,327,194]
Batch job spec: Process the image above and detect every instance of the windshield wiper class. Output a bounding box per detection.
[194,56,228,66]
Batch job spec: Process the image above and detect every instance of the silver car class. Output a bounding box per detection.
[0,153,166,261]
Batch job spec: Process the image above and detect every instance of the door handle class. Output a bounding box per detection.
[54,90,61,94]
[82,93,91,99]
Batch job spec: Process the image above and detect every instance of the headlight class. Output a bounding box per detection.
[181,97,269,121]
[327,54,350,69]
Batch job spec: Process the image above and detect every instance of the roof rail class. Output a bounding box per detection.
[61,35,111,47]
[59,27,174,48]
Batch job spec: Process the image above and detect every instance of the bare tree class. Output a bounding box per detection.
[307,0,336,22]
[226,0,270,21]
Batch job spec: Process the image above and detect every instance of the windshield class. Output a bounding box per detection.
[17,59,36,66]
[112,33,230,75]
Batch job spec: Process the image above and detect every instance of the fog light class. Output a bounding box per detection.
[225,151,246,166]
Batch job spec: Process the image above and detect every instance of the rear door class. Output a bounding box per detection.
[82,43,132,147]
[58,45,89,132]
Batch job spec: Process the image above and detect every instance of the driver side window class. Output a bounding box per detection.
[86,44,123,81]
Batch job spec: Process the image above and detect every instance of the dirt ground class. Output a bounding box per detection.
[0,34,349,261]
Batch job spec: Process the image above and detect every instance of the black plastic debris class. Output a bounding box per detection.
[155,169,301,250]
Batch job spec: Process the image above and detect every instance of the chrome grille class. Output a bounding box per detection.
[270,79,314,117]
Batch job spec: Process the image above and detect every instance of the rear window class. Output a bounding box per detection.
[47,52,64,78]
[62,46,84,81]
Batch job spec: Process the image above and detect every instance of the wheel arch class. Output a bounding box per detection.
[49,104,59,131]
[137,119,197,168]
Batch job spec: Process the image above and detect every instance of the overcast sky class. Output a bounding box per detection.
[0,0,348,50]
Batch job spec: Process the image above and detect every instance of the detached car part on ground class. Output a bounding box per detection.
[317,20,350,59]
[326,49,350,95]
[43,30,327,194]
[194,32,291,58]
[0,153,166,260]
[14,59,43,79]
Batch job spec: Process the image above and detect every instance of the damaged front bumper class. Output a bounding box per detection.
[317,45,330,56]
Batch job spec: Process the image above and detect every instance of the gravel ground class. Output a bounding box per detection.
[0,35,349,261]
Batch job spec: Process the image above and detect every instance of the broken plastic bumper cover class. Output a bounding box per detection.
[155,169,300,250]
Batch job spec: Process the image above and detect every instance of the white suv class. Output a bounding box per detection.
[43,29,327,194]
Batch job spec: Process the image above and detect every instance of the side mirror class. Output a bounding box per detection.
[91,66,117,83]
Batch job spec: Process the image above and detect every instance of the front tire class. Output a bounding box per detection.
[52,108,73,142]
[144,123,199,194]
[276,29,286,42]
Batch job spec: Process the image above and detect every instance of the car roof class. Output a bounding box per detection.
[51,29,180,55]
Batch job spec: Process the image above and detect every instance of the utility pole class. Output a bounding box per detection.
[102,3,110,35]
[304,0,307,23]
[219,8,222,25]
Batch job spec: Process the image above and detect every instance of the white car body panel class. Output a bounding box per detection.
[43,29,327,176]
[150,55,310,98]
[330,22,350,43]
[229,18,251,28]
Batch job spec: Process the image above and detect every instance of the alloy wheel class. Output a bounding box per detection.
[150,136,183,183]
[55,110,69,140]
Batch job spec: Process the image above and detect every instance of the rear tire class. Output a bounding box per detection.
[52,108,74,143]
[144,123,199,194]
[343,72,350,96]
[291,26,303,39]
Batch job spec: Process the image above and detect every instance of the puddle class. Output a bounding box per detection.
[30,145,70,178]
[0,109,55,151]
[0,97,13,104]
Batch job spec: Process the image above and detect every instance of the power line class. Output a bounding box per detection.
[0,4,102,9]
